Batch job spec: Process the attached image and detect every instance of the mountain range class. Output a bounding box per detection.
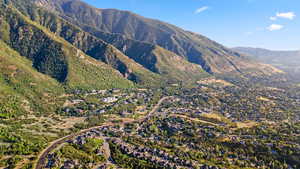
[0,0,283,113]
[233,47,300,74]
[36,0,282,75]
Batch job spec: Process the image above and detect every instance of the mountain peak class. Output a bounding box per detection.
[31,0,282,77]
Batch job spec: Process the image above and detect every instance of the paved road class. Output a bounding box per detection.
[35,96,172,169]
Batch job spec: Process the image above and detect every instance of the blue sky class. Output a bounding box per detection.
[82,0,300,50]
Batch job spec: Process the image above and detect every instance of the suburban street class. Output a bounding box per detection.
[35,96,172,169]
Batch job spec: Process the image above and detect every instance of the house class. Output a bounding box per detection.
[102,97,118,103]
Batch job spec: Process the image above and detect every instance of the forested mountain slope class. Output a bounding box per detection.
[0,2,135,89]
[4,0,209,85]
[34,0,282,76]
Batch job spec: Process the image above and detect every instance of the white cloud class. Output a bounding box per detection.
[270,16,277,21]
[276,12,296,20]
[267,24,283,31]
[195,6,209,14]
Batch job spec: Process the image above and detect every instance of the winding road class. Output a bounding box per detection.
[35,96,172,169]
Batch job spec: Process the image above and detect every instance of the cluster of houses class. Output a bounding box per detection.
[61,89,157,116]
[45,127,109,168]
[164,82,300,123]
[46,156,96,169]
[62,88,156,117]
[46,154,84,169]
[109,138,222,169]
[45,121,224,169]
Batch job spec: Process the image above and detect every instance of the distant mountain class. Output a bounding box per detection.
[233,47,300,74]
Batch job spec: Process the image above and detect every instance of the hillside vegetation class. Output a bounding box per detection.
[0,2,134,89]
[35,0,283,76]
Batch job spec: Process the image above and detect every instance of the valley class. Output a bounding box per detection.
[1,76,299,168]
[44,81,299,169]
